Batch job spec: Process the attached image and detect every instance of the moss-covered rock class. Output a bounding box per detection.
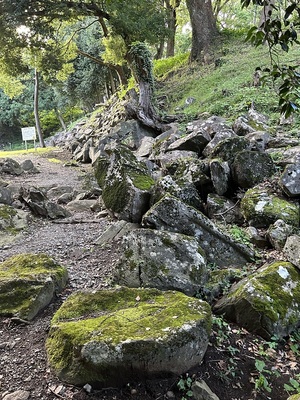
[0,253,68,320]
[94,145,154,222]
[0,204,28,233]
[142,194,254,268]
[240,187,299,228]
[46,287,212,387]
[232,151,275,189]
[214,261,300,339]
[115,228,208,296]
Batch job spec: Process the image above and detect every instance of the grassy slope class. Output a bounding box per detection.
[155,32,300,128]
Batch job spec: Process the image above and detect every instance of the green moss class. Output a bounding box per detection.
[131,174,154,190]
[0,253,66,280]
[102,177,129,213]
[94,157,110,188]
[0,205,17,220]
[230,261,300,324]
[241,188,299,226]
[0,253,67,319]
[49,287,211,344]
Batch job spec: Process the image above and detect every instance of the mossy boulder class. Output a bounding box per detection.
[209,136,249,164]
[115,228,208,296]
[150,175,203,210]
[0,204,28,233]
[142,194,254,268]
[46,287,212,387]
[232,151,275,189]
[240,187,299,228]
[214,261,300,339]
[94,145,154,222]
[0,253,68,320]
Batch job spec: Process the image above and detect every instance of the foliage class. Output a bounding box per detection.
[241,0,300,116]
[177,373,194,399]
[153,53,189,79]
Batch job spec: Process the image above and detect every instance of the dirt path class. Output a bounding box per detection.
[0,150,122,400]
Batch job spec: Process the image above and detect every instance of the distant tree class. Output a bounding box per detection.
[0,0,168,130]
[186,0,219,62]
[242,0,300,116]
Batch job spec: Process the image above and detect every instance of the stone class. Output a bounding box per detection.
[47,186,74,200]
[232,151,275,189]
[192,380,220,400]
[150,175,203,210]
[21,159,39,174]
[283,235,300,269]
[46,287,212,387]
[167,130,210,155]
[152,150,198,169]
[66,199,98,212]
[240,187,299,228]
[0,253,68,321]
[135,136,156,157]
[247,107,269,130]
[2,390,30,400]
[206,194,244,224]
[166,159,211,189]
[203,130,237,157]
[142,194,254,268]
[280,163,300,198]
[209,136,250,164]
[245,131,271,151]
[214,261,300,339]
[94,145,154,223]
[0,204,28,232]
[0,158,23,175]
[115,228,208,296]
[267,219,294,250]
[21,187,71,219]
[210,159,230,195]
[245,226,268,248]
[0,186,13,205]
[232,116,256,136]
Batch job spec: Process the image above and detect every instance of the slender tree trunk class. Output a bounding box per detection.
[186,0,218,62]
[34,69,45,148]
[165,0,181,58]
[55,109,67,132]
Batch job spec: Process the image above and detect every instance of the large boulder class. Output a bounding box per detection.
[280,163,300,198]
[209,159,231,195]
[0,158,23,175]
[206,194,244,224]
[150,175,203,210]
[94,145,154,222]
[20,187,71,219]
[142,194,254,268]
[114,228,208,296]
[0,204,28,232]
[46,287,212,387]
[232,151,275,189]
[0,253,68,320]
[214,261,300,339]
[283,235,300,269]
[240,187,299,227]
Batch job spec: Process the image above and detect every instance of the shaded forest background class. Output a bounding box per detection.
[0,0,299,147]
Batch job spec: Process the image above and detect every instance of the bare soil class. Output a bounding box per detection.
[0,150,299,400]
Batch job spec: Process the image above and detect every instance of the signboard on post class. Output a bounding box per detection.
[21,126,37,150]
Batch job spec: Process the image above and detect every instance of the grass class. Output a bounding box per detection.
[0,147,57,158]
[155,32,300,126]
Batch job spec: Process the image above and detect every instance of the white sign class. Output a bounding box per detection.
[22,126,36,141]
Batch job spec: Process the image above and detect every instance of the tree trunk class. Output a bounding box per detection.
[34,69,45,148]
[165,0,181,58]
[126,43,163,132]
[186,0,218,62]
[55,109,67,132]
